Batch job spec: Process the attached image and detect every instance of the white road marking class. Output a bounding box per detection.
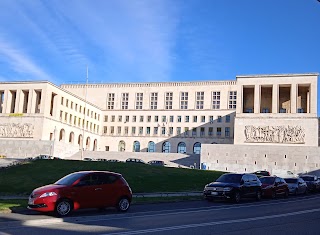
[101,208,320,235]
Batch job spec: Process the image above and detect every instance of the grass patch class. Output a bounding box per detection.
[0,199,27,212]
[0,159,223,195]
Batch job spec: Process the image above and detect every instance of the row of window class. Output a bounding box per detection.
[107,91,237,110]
[104,115,232,123]
[61,97,100,121]
[59,111,100,134]
[103,126,231,137]
[244,108,306,113]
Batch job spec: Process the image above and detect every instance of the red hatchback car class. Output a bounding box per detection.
[28,171,132,216]
[260,176,289,198]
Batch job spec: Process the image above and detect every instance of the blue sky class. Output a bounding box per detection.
[0,0,319,112]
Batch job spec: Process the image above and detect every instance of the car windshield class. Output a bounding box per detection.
[55,172,87,186]
[301,176,314,181]
[259,177,275,184]
[216,174,242,183]
[285,178,298,184]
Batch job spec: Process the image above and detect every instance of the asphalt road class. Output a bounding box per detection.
[1,194,320,235]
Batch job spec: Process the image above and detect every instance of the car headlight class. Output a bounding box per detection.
[223,187,232,191]
[39,192,57,198]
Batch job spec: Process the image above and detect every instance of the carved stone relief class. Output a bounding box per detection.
[0,123,34,138]
[244,125,305,144]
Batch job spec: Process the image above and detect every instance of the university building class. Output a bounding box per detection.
[0,73,319,174]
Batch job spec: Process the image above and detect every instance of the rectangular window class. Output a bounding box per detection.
[154,115,159,122]
[140,116,144,122]
[226,115,230,123]
[208,127,213,136]
[192,128,197,137]
[154,127,158,135]
[66,99,69,107]
[71,102,73,109]
[124,126,129,135]
[125,116,129,122]
[61,97,64,105]
[209,116,214,123]
[111,115,115,122]
[69,114,72,124]
[177,127,181,135]
[147,116,151,122]
[169,127,173,135]
[117,126,121,135]
[193,116,198,122]
[184,127,189,136]
[177,116,182,122]
[185,116,189,122]
[217,116,222,122]
[196,91,204,109]
[262,108,270,113]
[133,115,136,122]
[60,111,63,120]
[110,126,114,134]
[150,92,158,110]
[104,115,108,122]
[132,127,136,135]
[65,112,68,122]
[165,92,173,109]
[107,93,115,110]
[146,127,151,135]
[229,91,237,109]
[201,116,205,122]
[136,93,143,109]
[75,104,78,111]
[200,127,205,137]
[217,127,222,136]
[169,116,174,122]
[139,127,143,135]
[74,116,77,125]
[212,91,220,109]
[161,127,166,135]
[118,115,122,122]
[162,116,166,122]
[121,93,129,110]
[180,92,188,109]
[225,127,230,137]
[103,126,107,134]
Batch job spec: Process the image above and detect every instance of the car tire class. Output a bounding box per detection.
[234,191,241,203]
[256,190,261,201]
[55,199,73,217]
[117,197,130,212]
[271,190,276,199]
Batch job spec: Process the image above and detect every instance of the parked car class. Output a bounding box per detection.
[28,171,132,216]
[125,158,146,164]
[34,155,53,160]
[252,170,271,178]
[148,160,165,166]
[203,173,262,203]
[260,176,289,198]
[108,159,121,163]
[285,177,308,195]
[300,175,320,192]
[97,158,108,162]
[273,170,298,178]
[83,157,95,161]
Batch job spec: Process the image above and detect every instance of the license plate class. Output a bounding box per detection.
[211,192,218,195]
[28,198,34,205]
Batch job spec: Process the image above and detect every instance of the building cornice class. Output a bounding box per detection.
[236,73,319,79]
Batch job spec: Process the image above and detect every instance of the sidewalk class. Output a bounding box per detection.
[0,191,203,200]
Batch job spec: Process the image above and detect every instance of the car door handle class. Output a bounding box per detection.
[95,188,102,191]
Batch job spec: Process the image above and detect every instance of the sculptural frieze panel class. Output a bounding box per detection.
[0,123,34,138]
[244,125,305,144]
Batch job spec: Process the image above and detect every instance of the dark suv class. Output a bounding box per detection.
[203,173,262,203]
[300,175,320,192]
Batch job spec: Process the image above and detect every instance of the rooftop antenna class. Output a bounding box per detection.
[81,66,89,160]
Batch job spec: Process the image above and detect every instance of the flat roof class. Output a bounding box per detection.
[236,73,319,78]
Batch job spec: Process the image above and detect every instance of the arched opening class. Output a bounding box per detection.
[133,141,140,152]
[93,139,97,151]
[148,141,155,152]
[86,137,91,150]
[177,142,186,153]
[118,140,126,152]
[193,142,201,154]
[162,141,171,153]
[69,132,74,144]
[78,135,83,149]
[59,129,65,142]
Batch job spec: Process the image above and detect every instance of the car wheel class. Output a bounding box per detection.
[271,190,276,199]
[256,190,261,201]
[55,199,73,217]
[117,197,130,212]
[234,191,241,203]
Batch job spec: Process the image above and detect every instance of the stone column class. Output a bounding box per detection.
[272,84,278,113]
[254,85,260,113]
[16,89,23,113]
[236,86,242,114]
[40,89,47,114]
[2,90,9,114]
[28,89,37,114]
[5,90,13,113]
[291,84,297,113]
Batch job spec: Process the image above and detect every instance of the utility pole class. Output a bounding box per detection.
[80,66,89,160]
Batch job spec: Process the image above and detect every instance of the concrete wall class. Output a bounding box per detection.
[201,144,320,176]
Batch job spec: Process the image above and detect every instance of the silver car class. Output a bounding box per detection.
[285,178,307,195]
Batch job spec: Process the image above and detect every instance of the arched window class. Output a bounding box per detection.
[162,141,171,153]
[119,140,126,152]
[148,141,155,152]
[193,142,201,154]
[177,142,186,153]
[59,129,65,142]
[93,139,97,151]
[69,132,74,143]
[86,137,91,150]
[133,141,140,152]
